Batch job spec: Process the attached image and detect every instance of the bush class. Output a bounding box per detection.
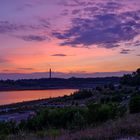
[97,104,112,122]
[0,103,127,137]
[0,121,17,136]
[21,107,87,130]
[35,129,60,139]
[87,103,114,123]
[46,129,60,137]
[121,68,140,86]
[48,108,87,129]
[87,103,126,124]
[72,90,93,100]
[129,95,140,113]
[71,111,86,129]
[87,103,100,123]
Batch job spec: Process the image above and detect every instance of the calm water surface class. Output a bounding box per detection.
[0,89,76,105]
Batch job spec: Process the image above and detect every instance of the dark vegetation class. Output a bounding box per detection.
[0,68,140,140]
[0,103,127,139]
[121,68,140,86]
[0,77,119,90]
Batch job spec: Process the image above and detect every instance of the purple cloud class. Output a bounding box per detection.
[16,68,35,70]
[120,49,132,54]
[0,20,50,34]
[51,1,140,49]
[0,0,140,48]
[19,35,48,42]
[51,54,67,57]
[54,9,140,48]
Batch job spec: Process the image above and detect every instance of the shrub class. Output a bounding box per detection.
[72,90,93,100]
[97,104,112,122]
[129,95,140,113]
[48,108,87,129]
[121,68,140,86]
[46,129,60,137]
[87,103,100,123]
[87,103,126,124]
[71,111,86,129]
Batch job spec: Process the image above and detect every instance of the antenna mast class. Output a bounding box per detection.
[49,68,52,79]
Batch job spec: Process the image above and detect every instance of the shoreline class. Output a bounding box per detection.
[0,87,78,92]
[0,96,59,108]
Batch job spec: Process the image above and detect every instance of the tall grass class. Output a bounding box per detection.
[4,113,140,140]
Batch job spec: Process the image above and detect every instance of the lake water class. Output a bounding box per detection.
[0,89,77,105]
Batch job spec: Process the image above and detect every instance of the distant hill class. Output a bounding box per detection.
[0,71,132,80]
[0,77,120,91]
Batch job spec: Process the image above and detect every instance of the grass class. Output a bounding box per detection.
[3,113,140,140]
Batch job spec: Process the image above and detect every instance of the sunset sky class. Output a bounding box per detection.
[0,0,140,77]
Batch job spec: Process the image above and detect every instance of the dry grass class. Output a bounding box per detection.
[5,113,140,140]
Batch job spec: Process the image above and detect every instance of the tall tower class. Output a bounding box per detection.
[49,68,52,79]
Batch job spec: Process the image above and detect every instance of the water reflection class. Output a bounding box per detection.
[0,89,76,105]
